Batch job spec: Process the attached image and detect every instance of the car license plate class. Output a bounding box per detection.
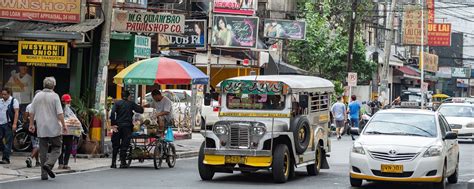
[225,156,242,164]
[381,164,403,173]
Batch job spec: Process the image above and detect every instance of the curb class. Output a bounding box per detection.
[468,179,474,189]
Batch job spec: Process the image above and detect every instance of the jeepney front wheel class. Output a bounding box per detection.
[272,144,293,183]
[306,144,322,176]
[198,142,215,180]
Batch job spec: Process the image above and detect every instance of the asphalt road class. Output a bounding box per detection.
[1,136,473,189]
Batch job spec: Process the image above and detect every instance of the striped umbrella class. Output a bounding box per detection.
[114,57,209,85]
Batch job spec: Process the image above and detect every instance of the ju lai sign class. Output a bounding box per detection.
[17,41,68,67]
[263,19,306,40]
[134,35,151,59]
[158,20,207,49]
[428,23,451,47]
[112,10,185,34]
[212,15,259,48]
[0,0,81,23]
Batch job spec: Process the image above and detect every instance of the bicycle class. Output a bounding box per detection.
[152,127,177,169]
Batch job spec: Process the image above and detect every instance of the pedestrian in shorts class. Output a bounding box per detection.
[25,90,42,168]
[331,96,347,140]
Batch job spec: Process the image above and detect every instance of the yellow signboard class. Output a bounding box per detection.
[18,41,68,67]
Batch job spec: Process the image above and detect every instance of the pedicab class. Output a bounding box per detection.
[432,93,449,110]
[114,57,209,169]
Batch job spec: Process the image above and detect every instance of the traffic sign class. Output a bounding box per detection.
[348,72,357,87]
[421,82,429,92]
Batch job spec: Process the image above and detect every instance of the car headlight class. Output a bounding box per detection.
[351,142,365,155]
[213,123,228,135]
[251,126,266,136]
[423,145,442,157]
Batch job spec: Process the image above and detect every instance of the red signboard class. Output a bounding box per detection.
[427,0,435,23]
[428,23,451,47]
[214,0,257,15]
[0,0,81,23]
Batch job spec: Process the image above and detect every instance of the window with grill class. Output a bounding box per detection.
[310,93,329,112]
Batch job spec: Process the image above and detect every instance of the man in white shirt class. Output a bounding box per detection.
[0,88,19,164]
[29,77,67,180]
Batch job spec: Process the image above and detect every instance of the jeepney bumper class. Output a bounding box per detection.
[203,148,272,167]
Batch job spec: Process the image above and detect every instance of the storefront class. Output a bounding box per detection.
[0,19,103,109]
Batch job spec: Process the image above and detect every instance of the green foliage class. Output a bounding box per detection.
[288,0,376,85]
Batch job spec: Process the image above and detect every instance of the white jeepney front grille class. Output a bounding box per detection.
[229,124,250,148]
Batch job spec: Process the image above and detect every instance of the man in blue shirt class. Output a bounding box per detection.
[331,96,346,140]
[348,95,361,140]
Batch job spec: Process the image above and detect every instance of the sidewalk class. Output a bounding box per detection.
[0,133,203,182]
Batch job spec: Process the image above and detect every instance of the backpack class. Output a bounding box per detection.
[6,97,16,124]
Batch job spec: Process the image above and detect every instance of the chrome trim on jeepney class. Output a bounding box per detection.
[204,148,272,156]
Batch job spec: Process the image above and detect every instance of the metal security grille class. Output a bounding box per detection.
[229,125,250,148]
[369,151,419,162]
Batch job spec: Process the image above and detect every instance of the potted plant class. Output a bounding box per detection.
[72,97,101,154]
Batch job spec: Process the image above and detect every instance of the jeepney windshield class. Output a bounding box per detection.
[226,93,286,110]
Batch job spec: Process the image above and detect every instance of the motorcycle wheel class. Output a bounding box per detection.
[13,131,32,152]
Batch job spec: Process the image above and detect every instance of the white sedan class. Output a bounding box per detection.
[437,103,474,141]
[349,109,459,189]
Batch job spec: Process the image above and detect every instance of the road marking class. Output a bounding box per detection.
[0,157,198,184]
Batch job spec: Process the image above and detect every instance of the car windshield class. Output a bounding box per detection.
[226,93,285,110]
[364,113,437,137]
[438,105,474,117]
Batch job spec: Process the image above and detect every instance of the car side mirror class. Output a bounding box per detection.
[204,93,212,106]
[350,127,360,136]
[444,132,457,140]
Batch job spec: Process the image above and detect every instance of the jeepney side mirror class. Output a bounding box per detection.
[299,95,309,109]
[204,93,212,106]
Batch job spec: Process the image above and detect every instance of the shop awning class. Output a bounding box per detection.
[0,19,103,40]
[397,66,420,79]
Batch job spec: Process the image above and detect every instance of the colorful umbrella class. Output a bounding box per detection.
[114,57,209,85]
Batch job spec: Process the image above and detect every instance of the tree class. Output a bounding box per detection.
[288,0,376,84]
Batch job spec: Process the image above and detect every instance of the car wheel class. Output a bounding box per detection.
[350,176,363,187]
[448,159,459,184]
[272,144,292,183]
[198,142,215,180]
[306,144,322,176]
[433,164,446,189]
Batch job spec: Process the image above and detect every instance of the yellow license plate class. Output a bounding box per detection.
[225,156,243,164]
[381,164,403,173]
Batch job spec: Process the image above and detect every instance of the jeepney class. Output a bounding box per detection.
[199,75,334,183]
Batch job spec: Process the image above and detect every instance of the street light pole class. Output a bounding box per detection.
[206,1,213,93]
[420,0,426,109]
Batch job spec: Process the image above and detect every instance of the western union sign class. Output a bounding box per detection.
[18,41,68,65]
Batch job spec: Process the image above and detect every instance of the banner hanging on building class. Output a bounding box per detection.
[213,0,257,15]
[18,41,68,67]
[427,0,435,23]
[428,23,451,47]
[420,52,439,73]
[0,0,81,23]
[134,35,151,59]
[211,15,259,49]
[112,10,185,34]
[158,20,207,50]
[403,5,428,46]
[263,19,306,40]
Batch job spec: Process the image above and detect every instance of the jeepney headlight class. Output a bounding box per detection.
[423,145,442,157]
[213,123,228,135]
[251,122,266,136]
[351,142,365,155]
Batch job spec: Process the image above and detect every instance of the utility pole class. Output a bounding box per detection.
[95,0,113,154]
[380,0,398,105]
[347,0,358,73]
[206,1,213,93]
